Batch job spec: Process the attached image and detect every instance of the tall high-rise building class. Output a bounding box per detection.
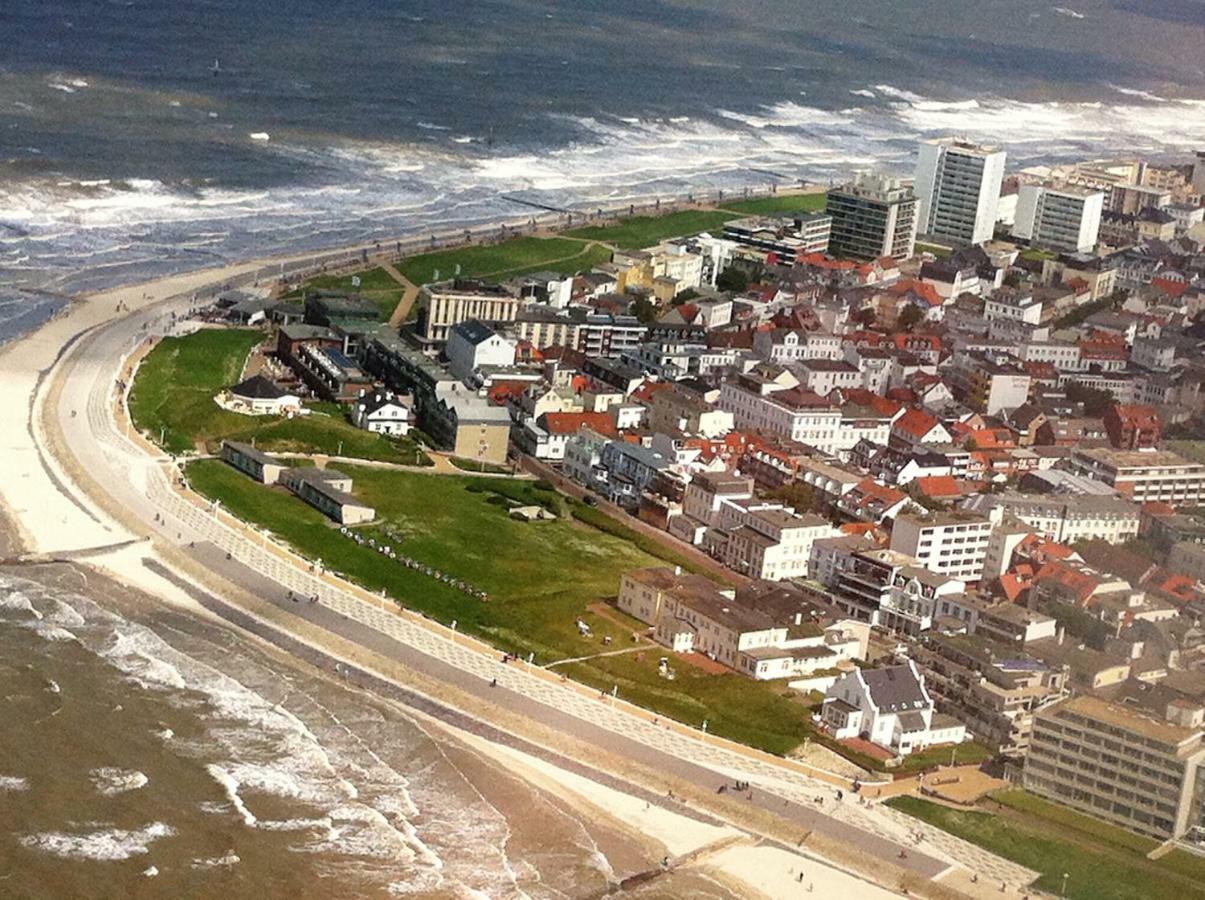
[824,173,918,260]
[914,138,1007,246]
[1011,183,1104,253]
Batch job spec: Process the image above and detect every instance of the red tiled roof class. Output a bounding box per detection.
[893,408,941,440]
[1152,277,1189,299]
[630,380,671,404]
[542,412,617,436]
[887,278,943,307]
[914,475,964,499]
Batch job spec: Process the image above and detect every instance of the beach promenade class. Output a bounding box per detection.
[0,240,1038,898]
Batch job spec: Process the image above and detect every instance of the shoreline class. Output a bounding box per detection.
[0,192,1017,899]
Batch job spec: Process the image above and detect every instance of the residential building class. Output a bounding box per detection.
[890,511,996,582]
[1024,695,1205,840]
[946,351,1032,416]
[914,138,1007,245]
[963,492,1140,545]
[821,661,967,756]
[420,279,520,345]
[1103,404,1162,451]
[1012,183,1104,253]
[226,375,301,416]
[718,510,838,581]
[445,319,515,380]
[824,172,918,260]
[914,634,1068,757]
[351,392,413,436]
[723,212,832,260]
[1069,448,1205,506]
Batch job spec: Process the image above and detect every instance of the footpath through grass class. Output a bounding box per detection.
[130,329,424,462]
[887,793,1205,900]
[184,459,817,755]
[395,237,609,286]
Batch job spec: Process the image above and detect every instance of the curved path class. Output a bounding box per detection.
[21,282,1038,897]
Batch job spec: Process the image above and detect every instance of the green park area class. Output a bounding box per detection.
[129,328,427,464]
[888,791,1205,900]
[565,209,735,249]
[285,266,405,319]
[184,458,821,755]
[394,236,611,287]
[719,192,828,216]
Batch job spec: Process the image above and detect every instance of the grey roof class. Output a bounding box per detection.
[862,664,927,713]
[230,374,287,400]
[449,319,498,346]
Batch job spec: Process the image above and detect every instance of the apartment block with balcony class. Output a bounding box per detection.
[1024,694,1205,841]
[890,511,996,582]
[1069,448,1205,507]
[824,172,918,260]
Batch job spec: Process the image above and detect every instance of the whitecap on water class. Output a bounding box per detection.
[20,822,175,861]
[90,767,149,796]
[0,775,30,792]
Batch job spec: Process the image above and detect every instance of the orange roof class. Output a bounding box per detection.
[842,388,904,418]
[1141,501,1176,518]
[999,573,1031,603]
[887,278,943,307]
[914,475,963,499]
[487,381,533,404]
[1152,277,1189,299]
[542,412,617,436]
[630,380,670,404]
[894,408,941,440]
[1035,560,1101,605]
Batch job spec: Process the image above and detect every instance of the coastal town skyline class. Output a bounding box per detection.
[4,2,1205,898]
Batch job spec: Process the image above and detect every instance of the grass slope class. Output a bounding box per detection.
[887,794,1205,900]
[289,267,403,318]
[395,237,608,286]
[130,329,422,462]
[185,460,817,754]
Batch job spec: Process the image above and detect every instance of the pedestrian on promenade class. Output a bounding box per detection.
[490,678,497,688]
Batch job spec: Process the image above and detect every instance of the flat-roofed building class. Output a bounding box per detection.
[825,172,918,260]
[914,138,1007,245]
[1069,447,1205,507]
[1012,183,1104,253]
[1024,695,1205,840]
[420,278,520,345]
[890,511,996,582]
[963,492,1139,545]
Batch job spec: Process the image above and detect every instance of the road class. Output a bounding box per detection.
[33,289,1039,896]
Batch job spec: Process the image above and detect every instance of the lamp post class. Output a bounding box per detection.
[1061,872,1069,898]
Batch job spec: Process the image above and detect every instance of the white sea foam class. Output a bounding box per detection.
[20,822,175,861]
[249,132,271,142]
[191,851,241,868]
[90,767,149,796]
[142,866,159,877]
[0,591,43,620]
[1051,6,1085,18]
[0,775,29,792]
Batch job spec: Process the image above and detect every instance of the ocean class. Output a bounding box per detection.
[0,563,730,898]
[3,0,1205,339]
[2,3,1205,894]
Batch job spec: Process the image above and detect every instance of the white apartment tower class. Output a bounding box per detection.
[1012,183,1104,253]
[914,138,1007,246]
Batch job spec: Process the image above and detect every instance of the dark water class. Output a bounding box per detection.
[2,0,1205,336]
[0,566,731,898]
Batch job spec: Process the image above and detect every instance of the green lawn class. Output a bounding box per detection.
[395,237,608,286]
[290,267,404,319]
[990,790,1158,855]
[184,460,821,755]
[887,795,1204,900]
[564,210,734,249]
[719,192,827,216]
[129,329,423,463]
[1167,440,1205,465]
[893,740,993,773]
[915,242,953,258]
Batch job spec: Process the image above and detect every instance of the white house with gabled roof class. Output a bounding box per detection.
[821,660,965,756]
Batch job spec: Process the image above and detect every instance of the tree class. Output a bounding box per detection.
[852,306,876,328]
[768,481,817,514]
[897,303,924,331]
[630,295,659,325]
[716,266,748,293]
[1065,381,1115,417]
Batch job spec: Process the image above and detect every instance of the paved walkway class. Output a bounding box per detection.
[58,302,1040,895]
[381,262,419,327]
